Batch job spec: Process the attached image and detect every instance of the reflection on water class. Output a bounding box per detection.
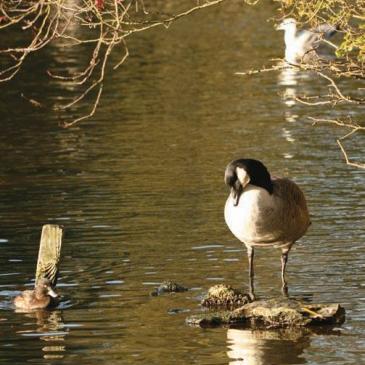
[278,66,300,108]
[0,1,364,365]
[227,328,309,365]
[278,66,300,161]
[3,310,67,361]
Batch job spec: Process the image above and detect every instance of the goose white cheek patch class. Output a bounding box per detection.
[236,167,250,188]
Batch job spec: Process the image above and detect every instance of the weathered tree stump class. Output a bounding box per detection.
[35,224,63,287]
[187,285,345,328]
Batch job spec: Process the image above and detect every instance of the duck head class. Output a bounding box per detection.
[35,278,58,299]
[224,159,273,206]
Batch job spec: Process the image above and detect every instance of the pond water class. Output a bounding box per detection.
[0,2,364,365]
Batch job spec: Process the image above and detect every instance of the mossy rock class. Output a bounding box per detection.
[150,281,188,296]
[236,299,345,328]
[201,284,252,309]
[188,295,345,328]
[186,310,248,327]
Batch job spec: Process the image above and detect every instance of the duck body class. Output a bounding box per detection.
[14,278,58,310]
[225,178,310,250]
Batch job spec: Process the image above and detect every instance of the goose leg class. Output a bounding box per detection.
[281,248,290,296]
[247,246,255,300]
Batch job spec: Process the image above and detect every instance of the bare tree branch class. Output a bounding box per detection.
[308,117,365,169]
[0,0,229,127]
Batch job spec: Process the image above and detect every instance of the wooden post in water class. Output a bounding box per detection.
[35,224,63,287]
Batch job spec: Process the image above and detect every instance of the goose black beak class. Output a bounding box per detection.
[224,163,243,206]
[224,163,236,187]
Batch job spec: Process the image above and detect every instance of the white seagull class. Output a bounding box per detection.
[276,18,338,64]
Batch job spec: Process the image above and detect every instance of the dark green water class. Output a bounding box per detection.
[0,3,364,364]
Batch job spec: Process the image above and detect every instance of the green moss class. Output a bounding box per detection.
[201,284,251,309]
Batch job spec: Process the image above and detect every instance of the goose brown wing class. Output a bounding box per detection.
[274,178,307,204]
[272,178,310,242]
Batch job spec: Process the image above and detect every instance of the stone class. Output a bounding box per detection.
[150,281,188,296]
[201,284,252,309]
[187,286,345,328]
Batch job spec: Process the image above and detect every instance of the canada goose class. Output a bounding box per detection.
[224,159,310,298]
[276,18,338,64]
[14,278,58,310]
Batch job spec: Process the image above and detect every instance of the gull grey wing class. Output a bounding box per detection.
[311,23,338,38]
[296,29,322,51]
[35,225,63,287]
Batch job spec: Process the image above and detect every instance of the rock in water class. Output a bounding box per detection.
[187,297,345,328]
[150,281,188,296]
[236,299,346,327]
[201,284,252,309]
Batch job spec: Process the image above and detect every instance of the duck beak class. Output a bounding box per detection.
[276,23,284,31]
[47,287,58,298]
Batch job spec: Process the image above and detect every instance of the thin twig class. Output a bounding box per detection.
[308,117,365,168]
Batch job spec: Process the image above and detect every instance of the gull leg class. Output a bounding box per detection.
[247,246,255,300]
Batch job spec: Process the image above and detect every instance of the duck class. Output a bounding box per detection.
[14,278,58,310]
[224,159,310,298]
[276,18,338,64]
